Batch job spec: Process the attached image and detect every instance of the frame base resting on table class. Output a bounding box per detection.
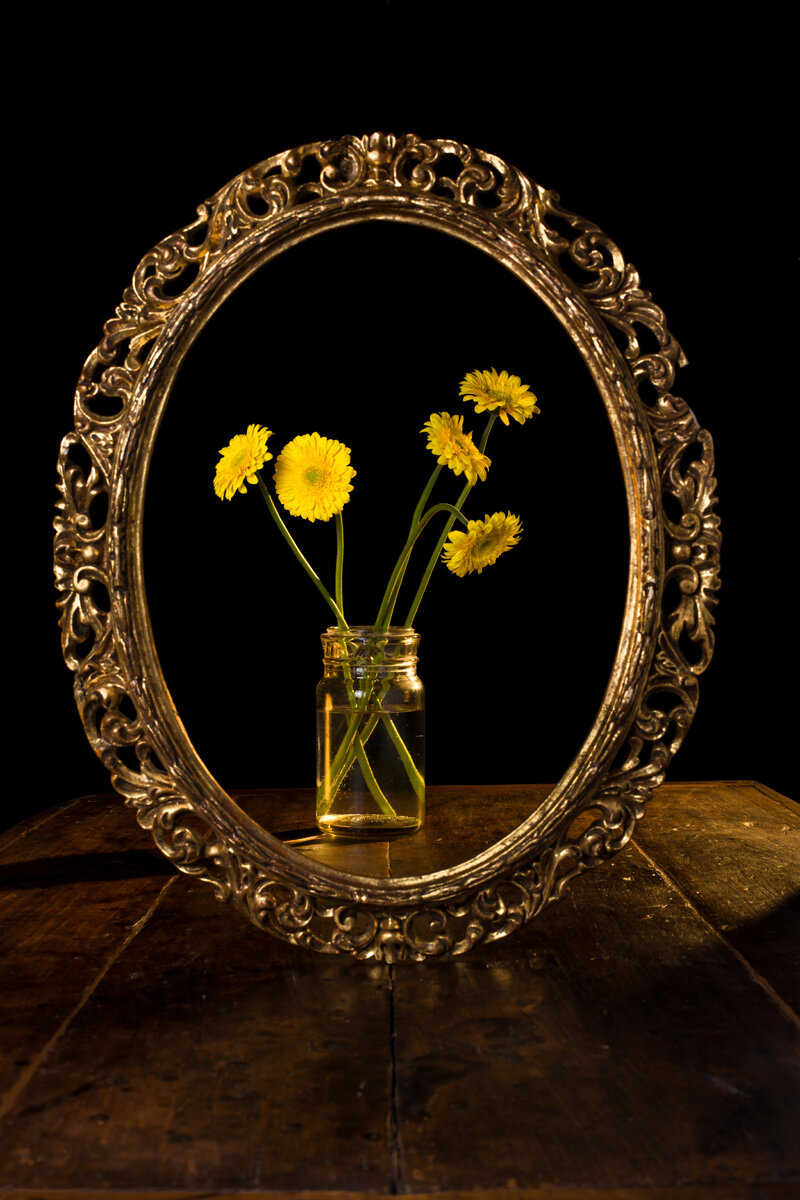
[1,781,798,1198]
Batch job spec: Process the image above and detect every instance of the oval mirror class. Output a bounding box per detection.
[54,134,721,959]
[145,219,628,864]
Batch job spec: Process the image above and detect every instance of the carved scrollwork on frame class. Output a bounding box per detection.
[55,134,720,960]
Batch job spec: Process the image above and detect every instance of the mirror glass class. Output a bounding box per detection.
[144,221,628,874]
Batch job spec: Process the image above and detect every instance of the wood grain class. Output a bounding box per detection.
[635,781,800,1011]
[1,782,797,1196]
[392,846,799,1192]
[4,1186,800,1200]
[0,795,172,1106]
[238,784,549,877]
[1,874,392,1191]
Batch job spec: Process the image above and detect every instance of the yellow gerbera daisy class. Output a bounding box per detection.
[214,424,273,500]
[442,512,522,577]
[421,412,491,485]
[459,368,540,426]
[274,432,356,522]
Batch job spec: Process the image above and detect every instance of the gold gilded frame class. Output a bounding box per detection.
[54,134,720,960]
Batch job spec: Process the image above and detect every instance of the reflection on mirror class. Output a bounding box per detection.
[144,222,628,872]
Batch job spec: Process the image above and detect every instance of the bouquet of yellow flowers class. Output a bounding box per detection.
[214,369,540,838]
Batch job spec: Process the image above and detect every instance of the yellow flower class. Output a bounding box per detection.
[214,424,273,500]
[274,432,356,522]
[421,412,491,485]
[459,368,540,426]
[442,512,522,576]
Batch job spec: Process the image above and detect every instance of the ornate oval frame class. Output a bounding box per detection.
[54,134,720,960]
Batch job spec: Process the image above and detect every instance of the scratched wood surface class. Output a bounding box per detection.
[1,782,798,1198]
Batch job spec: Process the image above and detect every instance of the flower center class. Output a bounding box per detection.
[305,466,326,488]
[488,387,509,403]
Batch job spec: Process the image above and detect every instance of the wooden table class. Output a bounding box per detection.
[1,781,798,1198]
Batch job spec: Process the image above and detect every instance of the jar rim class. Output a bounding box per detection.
[323,624,417,637]
[320,625,420,663]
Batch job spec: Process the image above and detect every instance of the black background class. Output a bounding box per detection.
[14,7,794,830]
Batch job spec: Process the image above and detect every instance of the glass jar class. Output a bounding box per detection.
[316,626,424,838]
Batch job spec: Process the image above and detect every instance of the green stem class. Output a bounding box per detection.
[252,476,398,819]
[320,489,466,813]
[319,639,399,818]
[358,462,441,639]
[320,491,456,813]
[408,463,442,535]
[335,511,345,623]
[317,691,399,818]
[255,472,347,630]
[318,705,425,817]
[355,737,397,816]
[374,502,468,634]
[316,710,377,815]
[382,715,425,801]
[478,411,498,455]
[403,482,472,626]
[403,413,498,627]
